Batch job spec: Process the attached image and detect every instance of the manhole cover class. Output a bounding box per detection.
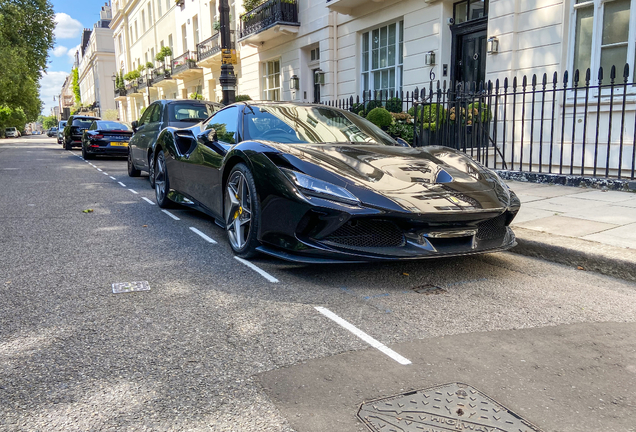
[358,382,542,432]
[411,284,446,295]
[112,281,150,294]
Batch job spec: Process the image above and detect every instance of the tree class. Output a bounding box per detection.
[42,114,57,129]
[0,0,55,120]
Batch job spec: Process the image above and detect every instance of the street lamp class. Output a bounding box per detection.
[111,73,117,93]
[219,0,236,105]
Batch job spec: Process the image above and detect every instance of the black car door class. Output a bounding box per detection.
[140,103,163,169]
[129,105,155,168]
[180,106,240,216]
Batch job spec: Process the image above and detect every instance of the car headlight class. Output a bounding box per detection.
[281,168,360,205]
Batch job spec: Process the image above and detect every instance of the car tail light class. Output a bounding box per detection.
[91,134,103,140]
[90,144,100,148]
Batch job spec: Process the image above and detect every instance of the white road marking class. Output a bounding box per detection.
[142,197,155,205]
[96,168,103,172]
[234,257,279,283]
[103,172,108,175]
[109,176,116,180]
[161,209,180,220]
[118,181,126,187]
[314,306,412,365]
[128,189,138,194]
[189,227,217,244]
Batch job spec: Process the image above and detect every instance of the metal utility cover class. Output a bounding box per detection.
[411,284,446,295]
[358,382,542,432]
[112,281,150,294]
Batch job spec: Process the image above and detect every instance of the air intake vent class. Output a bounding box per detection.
[476,214,507,241]
[323,219,405,248]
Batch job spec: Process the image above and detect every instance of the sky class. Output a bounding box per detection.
[40,0,111,117]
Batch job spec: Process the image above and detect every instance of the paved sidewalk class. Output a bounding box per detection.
[506,180,636,281]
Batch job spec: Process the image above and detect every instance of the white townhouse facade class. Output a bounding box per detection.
[77,5,118,117]
[110,0,242,122]
[235,0,635,102]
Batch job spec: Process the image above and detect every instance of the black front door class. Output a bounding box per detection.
[313,69,321,103]
[455,29,487,85]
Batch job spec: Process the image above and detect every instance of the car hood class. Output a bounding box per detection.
[262,143,508,213]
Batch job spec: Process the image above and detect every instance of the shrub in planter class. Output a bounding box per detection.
[349,102,365,114]
[235,95,252,102]
[467,102,492,123]
[365,100,383,112]
[387,122,414,145]
[408,104,446,131]
[385,97,402,113]
[366,107,393,129]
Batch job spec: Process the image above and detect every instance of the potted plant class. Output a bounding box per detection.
[449,102,491,149]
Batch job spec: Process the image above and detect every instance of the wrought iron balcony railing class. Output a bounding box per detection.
[114,87,127,98]
[172,51,200,76]
[197,31,235,62]
[152,64,173,84]
[239,0,299,40]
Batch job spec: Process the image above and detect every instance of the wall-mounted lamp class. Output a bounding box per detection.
[314,69,325,85]
[425,51,436,66]
[487,37,499,54]
[289,74,299,90]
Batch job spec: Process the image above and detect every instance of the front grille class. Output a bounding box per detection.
[323,219,405,248]
[476,214,508,241]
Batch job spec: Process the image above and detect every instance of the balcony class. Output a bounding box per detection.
[197,31,235,68]
[125,81,141,96]
[239,0,299,44]
[114,87,128,100]
[326,0,389,14]
[151,64,176,88]
[137,75,151,93]
[171,51,203,80]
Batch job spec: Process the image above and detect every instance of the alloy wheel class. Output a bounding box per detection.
[225,171,252,251]
[155,154,166,203]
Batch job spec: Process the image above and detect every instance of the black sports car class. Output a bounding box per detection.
[81,121,133,159]
[150,102,520,263]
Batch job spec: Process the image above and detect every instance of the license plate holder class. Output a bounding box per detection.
[110,142,128,147]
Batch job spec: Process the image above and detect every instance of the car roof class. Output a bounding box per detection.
[156,99,223,107]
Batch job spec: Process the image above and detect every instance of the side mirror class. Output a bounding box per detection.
[131,120,138,132]
[203,127,217,143]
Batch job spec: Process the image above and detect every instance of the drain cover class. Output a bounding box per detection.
[112,281,150,294]
[358,382,542,432]
[411,284,446,295]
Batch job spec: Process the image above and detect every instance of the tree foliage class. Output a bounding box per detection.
[72,68,81,104]
[42,114,57,129]
[0,0,55,130]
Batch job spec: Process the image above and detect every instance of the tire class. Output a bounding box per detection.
[154,150,176,208]
[224,163,260,258]
[148,152,155,188]
[128,149,141,177]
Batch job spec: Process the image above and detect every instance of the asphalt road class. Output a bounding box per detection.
[1,136,636,432]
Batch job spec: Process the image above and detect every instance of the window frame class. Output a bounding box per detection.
[261,59,281,101]
[360,20,404,96]
[568,0,636,88]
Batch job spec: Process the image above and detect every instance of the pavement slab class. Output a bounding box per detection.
[514,215,618,237]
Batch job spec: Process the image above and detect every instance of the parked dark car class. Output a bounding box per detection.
[57,121,67,144]
[81,121,133,160]
[63,115,100,150]
[47,127,58,137]
[148,102,520,263]
[127,99,223,186]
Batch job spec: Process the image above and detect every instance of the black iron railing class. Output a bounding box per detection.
[114,87,128,98]
[197,31,235,61]
[239,0,299,40]
[137,75,150,89]
[125,81,138,94]
[172,51,200,75]
[152,63,172,84]
[322,64,636,180]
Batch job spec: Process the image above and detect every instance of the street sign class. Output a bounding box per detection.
[221,49,237,65]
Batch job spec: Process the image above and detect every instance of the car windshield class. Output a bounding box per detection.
[242,104,397,146]
[170,103,217,122]
[72,119,94,128]
[97,121,131,131]
[5,128,15,132]
[59,122,66,127]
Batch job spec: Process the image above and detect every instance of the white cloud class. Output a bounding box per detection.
[52,45,69,57]
[54,13,83,39]
[39,71,70,116]
[67,44,81,64]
